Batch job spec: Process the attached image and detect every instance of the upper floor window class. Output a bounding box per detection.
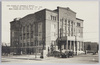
[27,25,29,32]
[71,21,73,26]
[77,23,80,27]
[23,27,25,32]
[51,15,56,21]
[68,20,70,26]
[51,15,53,20]
[31,31,33,38]
[65,20,67,25]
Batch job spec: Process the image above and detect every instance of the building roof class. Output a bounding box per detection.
[45,8,57,13]
[76,18,84,21]
[57,6,76,14]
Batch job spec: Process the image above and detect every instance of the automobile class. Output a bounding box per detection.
[64,50,74,58]
[53,51,61,57]
[60,52,66,58]
[52,50,74,58]
[93,52,96,55]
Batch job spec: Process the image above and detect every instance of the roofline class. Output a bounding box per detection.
[20,8,57,21]
[76,18,84,21]
[57,6,76,14]
[44,8,57,13]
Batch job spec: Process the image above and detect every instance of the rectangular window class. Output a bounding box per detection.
[27,33,29,39]
[27,42,29,46]
[23,43,25,47]
[51,15,53,20]
[31,31,33,38]
[31,42,33,46]
[27,26,29,32]
[23,34,25,39]
[25,43,27,47]
[77,23,80,27]
[68,20,70,36]
[55,17,56,21]
[20,35,22,40]
[65,20,67,25]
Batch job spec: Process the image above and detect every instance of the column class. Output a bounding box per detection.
[70,20,71,36]
[78,42,80,51]
[82,42,84,51]
[70,41,71,50]
[66,40,68,50]
[73,41,75,53]
[22,27,24,54]
[79,42,81,51]
[76,41,78,55]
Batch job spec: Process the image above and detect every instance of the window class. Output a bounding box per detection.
[65,19,67,25]
[38,32,41,36]
[31,31,33,38]
[38,23,41,28]
[27,25,29,32]
[68,20,70,26]
[31,25,33,31]
[23,34,25,39]
[39,41,42,46]
[51,15,53,20]
[27,42,29,46]
[51,15,57,21]
[77,23,80,27]
[53,16,54,20]
[27,33,29,39]
[71,21,73,25]
[71,21,73,36]
[23,27,25,32]
[25,43,27,46]
[55,17,56,21]
[31,42,33,46]
[23,43,25,47]
[20,35,22,40]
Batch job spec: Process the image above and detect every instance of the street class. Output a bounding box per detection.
[1,53,99,64]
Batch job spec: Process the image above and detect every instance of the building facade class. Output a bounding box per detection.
[10,7,84,56]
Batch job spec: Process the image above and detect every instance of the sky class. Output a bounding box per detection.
[1,1,99,44]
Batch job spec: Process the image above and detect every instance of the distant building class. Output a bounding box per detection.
[2,43,10,55]
[10,7,84,56]
[84,42,99,53]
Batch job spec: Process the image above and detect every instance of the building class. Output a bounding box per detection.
[2,43,10,56]
[84,42,99,53]
[10,7,84,56]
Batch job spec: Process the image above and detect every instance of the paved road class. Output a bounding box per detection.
[1,53,99,64]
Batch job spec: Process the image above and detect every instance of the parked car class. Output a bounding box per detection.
[63,50,74,58]
[53,51,61,57]
[53,50,74,58]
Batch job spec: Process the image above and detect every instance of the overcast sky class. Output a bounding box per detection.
[2,1,99,44]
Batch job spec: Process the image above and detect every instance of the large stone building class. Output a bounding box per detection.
[10,7,84,56]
